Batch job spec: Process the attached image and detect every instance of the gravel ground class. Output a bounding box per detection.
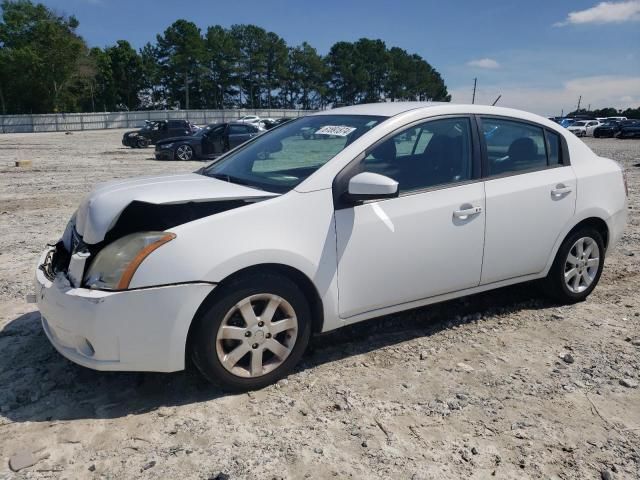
[0,129,638,480]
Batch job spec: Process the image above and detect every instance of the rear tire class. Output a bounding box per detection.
[542,227,605,303]
[191,273,312,391]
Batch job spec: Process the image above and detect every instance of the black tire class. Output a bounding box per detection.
[542,227,605,304]
[191,273,312,391]
[136,137,149,148]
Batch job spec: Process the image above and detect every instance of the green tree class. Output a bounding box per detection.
[0,0,88,113]
[203,25,239,109]
[139,42,164,109]
[282,42,327,109]
[326,41,362,105]
[87,47,114,111]
[230,24,269,108]
[262,31,288,108]
[354,38,390,103]
[156,19,205,109]
[105,40,143,110]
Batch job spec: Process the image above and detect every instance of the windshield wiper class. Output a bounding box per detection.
[208,173,264,190]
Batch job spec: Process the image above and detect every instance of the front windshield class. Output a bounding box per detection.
[202,114,385,193]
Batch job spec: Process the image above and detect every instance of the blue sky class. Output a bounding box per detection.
[38,0,640,115]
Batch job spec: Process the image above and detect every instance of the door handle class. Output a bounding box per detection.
[551,184,572,196]
[453,205,483,219]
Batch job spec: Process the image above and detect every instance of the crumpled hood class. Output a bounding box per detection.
[75,173,277,244]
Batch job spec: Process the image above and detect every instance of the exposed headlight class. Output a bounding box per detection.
[84,232,175,290]
[160,143,174,149]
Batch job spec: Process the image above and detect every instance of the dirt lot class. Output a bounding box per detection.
[0,129,638,480]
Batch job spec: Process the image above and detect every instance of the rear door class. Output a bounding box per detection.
[479,117,576,284]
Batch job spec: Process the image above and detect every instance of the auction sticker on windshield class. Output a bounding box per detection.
[314,125,357,136]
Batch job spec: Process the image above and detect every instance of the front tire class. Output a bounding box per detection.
[175,144,194,161]
[542,227,605,303]
[191,273,312,390]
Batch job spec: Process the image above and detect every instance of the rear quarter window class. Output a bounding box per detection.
[545,130,562,166]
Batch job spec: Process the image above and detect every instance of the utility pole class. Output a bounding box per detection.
[576,95,581,112]
[472,78,477,104]
[184,71,190,110]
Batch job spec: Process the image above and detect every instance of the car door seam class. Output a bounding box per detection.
[478,181,487,287]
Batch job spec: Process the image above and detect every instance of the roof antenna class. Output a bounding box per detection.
[492,95,501,106]
[472,78,477,104]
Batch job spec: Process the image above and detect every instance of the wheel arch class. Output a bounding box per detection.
[185,263,325,365]
[543,214,611,278]
[566,216,609,250]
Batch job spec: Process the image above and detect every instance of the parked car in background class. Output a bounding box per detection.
[154,122,261,160]
[559,118,576,128]
[122,120,197,148]
[261,117,295,130]
[568,120,601,137]
[238,115,261,126]
[593,121,622,138]
[257,118,278,129]
[618,121,640,139]
[35,102,627,390]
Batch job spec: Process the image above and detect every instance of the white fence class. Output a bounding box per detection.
[0,109,313,134]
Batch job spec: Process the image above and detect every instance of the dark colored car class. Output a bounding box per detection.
[593,121,622,138]
[154,122,261,160]
[618,121,640,139]
[262,117,294,130]
[122,120,197,148]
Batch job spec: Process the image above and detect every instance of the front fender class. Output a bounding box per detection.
[129,189,342,332]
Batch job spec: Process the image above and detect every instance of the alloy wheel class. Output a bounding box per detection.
[176,145,193,160]
[215,294,298,378]
[564,236,600,294]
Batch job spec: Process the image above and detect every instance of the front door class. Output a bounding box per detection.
[334,117,485,318]
[203,125,226,155]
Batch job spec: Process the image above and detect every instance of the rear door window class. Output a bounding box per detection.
[229,125,249,135]
[481,118,547,176]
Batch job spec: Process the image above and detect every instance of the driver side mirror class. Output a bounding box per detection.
[345,172,399,202]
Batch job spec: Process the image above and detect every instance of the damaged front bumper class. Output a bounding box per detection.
[35,247,215,372]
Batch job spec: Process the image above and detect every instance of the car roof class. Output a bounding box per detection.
[313,102,561,126]
[314,102,446,117]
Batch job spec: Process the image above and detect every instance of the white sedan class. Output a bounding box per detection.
[34,103,627,390]
[568,120,601,137]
